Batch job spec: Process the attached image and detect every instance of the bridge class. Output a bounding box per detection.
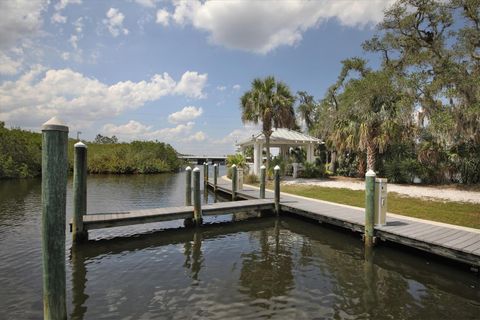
[179,154,228,165]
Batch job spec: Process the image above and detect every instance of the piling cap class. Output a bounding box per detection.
[42,116,69,132]
[193,167,200,172]
[74,141,87,148]
[185,166,192,171]
[366,169,376,177]
[274,165,280,170]
[213,163,218,167]
[231,164,237,168]
[260,165,266,169]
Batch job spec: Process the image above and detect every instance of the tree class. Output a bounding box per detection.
[94,134,118,144]
[321,58,413,172]
[363,0,480,182]
[297,91,317,131]
[240,76,297,171]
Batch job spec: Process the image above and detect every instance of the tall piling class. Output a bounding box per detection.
[193,167,202,225]
[72,141,88,243]
[231,164,237,201]
[213,164,218,192]
[365,170,376,247]
[185,166,192,206]
[259,165,266,199]
[41,117,68,320]
[274,165,280,215]
[204,162,209,185]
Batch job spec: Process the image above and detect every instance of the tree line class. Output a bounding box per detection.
[241,0,479,184]
[0,122,181,179]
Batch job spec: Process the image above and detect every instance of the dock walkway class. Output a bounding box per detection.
[78,199,274,230]
[210,178,480,267]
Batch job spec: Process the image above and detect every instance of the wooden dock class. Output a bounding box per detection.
[209,178,480,268]
[75,199,274,230]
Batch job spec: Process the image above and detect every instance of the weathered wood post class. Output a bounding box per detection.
[41,116,68,320]
[365,170,376,247]
[231,164,237,201]
[203,162,209,185]
[193,167,202,225]
[72,141,88,243]
[259,165,266,199]
[185,166,192,206]
[213,163,218,192]
[274,165,280,215]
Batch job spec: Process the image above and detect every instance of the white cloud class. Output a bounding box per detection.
[51,12,67,24]
[168,106,203,124]
[168,0,394,54]
[0,67,208,128]
[102,120,196,141]
[183,131,206,142]
[0,0,48,51]
[103,8,129,37]
[69,35,79,49]
[0,52,22,75]
[54,0,82,11]
[174,71,208,99]
[156,9,170,26]
[134,0,158,8]
[103,120,152,136]
[232,84,241,90]
[216,85,226,91]
[213,124,259,145]
[61,52,70,60]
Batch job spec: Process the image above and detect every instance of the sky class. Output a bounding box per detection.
[0,0,395,155]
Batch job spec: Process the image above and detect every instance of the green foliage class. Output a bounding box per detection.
[240,76,297,170]
[244,173,258,184]
[75,140,181,174]
[0,124,181,178]
[298,162,326,179]
[0,122,42,178]
[226,153,247,169]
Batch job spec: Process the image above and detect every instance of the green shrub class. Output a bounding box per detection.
[299,162,325,178]
[244,173,258,184]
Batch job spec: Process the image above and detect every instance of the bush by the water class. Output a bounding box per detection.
[0,123,181,178]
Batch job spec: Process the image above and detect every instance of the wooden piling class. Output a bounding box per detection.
[193,167,202,225]
[259,165,266,199]
[213,163,218,192]
[364,170,376,247]
[274,165,280,215]
[231,164,237,201]
[72,141,88,243]
[41,117,68,320]
[185,166,192,206]
[203,162,209,184]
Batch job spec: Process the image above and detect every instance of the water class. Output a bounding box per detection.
[0,169,479,319]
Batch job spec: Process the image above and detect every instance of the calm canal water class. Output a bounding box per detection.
[0,168,479,319]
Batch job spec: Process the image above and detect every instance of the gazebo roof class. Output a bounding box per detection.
[237,128,322,147]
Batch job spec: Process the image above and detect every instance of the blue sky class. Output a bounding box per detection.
[0,0,394,155]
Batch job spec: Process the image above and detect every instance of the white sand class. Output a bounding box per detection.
[282,178,480,204]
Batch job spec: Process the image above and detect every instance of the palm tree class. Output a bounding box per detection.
[240,76,296,171]
[327,58,412,172]
[297,91,317,131]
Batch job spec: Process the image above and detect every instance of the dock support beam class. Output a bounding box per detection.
[41,117,68,320]
[185,166,192,206]
[259,165,266,199]
[231,164,237,201]
[213,164,218,192]
[365,170,376,247]
[193,167,202,225]
[73,141,88,243]
[274,165,280,215]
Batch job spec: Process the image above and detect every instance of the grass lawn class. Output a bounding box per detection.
[261,183,480,229]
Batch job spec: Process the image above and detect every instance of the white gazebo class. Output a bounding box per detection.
[236,128,323,175]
